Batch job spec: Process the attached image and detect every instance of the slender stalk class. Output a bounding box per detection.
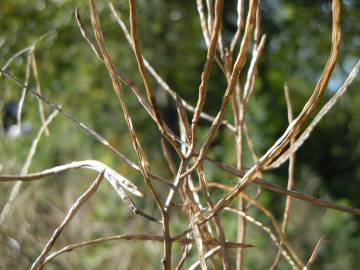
[0,110,58,225]
[17,52,31,132]
[190,0,224,153]
[30,49,49,135]
[270,84,296,269]
[303,237,327,269]
[128,0,179,151]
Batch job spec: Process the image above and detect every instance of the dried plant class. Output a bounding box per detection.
[0,0,359,269]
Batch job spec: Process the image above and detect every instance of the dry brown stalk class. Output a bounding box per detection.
[75,8,149,119]
[190,0,224,154]
[30,171,105,270]
[162,160,186,269]
[230,8,263,267]
[205,0,213,35]
[128,0,179,152]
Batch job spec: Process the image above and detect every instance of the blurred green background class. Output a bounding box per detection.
[0,0,359,269]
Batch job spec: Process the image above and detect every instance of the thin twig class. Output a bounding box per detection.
[187,246,222,270]
[303,237,327,269]
[190,209,207,270]
[243,1,262,107]
[1,47,32,74]
[175,242,193,270]
[243,34,266,104]
[271,83,296,269]
[205,0,213,34]
[0,110,58,225]
[230,0,244,53]
[175,93,192,144]
[225,207,299,269]
[197,0,210,46]
[268,59,360,169]
[16,52,31,132]
[0,32,55,77]
[243,122,259,162]
[161,139,178,177]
